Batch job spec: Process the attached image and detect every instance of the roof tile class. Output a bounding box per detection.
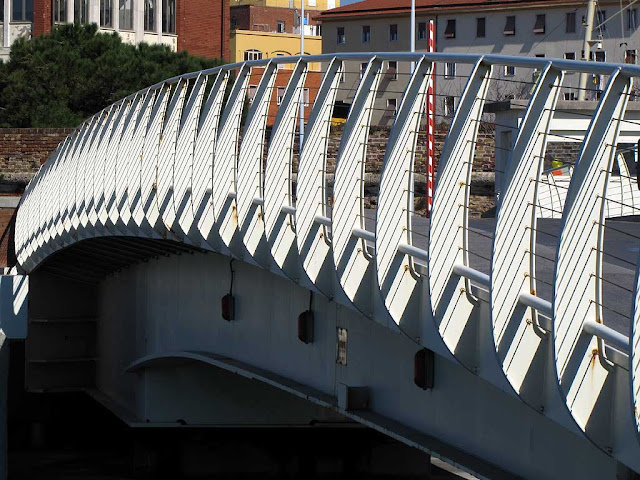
[317,0,580,19]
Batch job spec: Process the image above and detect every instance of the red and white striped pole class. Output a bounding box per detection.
[426,19,435,216]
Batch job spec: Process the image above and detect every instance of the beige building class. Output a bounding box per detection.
[230,29,322,69]
[232,0,338,11]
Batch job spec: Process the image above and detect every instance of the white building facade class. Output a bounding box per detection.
[317,0,640,122]
[1,0,178,62]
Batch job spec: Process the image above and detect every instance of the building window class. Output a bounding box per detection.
[13,0,33,21]
[389,24,398,41]
[597,10,606,30]
[100,0,112,27]
[144,0,155,31]
[74,0,88,23]
[337,27,345,44]
[626,49,637,64]
[564,92,578,101]
[566,11,576,33]
[277,20,285,33]
[476,17,485,37]
[276,87,286,105]
[119,0,133,30]
[564,52,576,60]
[444,96,455,116]
[418,22,426,40]
[590,50,606,62]
[52,0,66,22]
[533,14,545,34]
[162,0,175,33]
[362,25,370,43]
[444,19,455,38]
[504,65,515,76]
[360,62,367,79]
[628,8,637,30]
[387,98,397,115]
[387,60,397,80]
[504,15,516,35]
[244,49,263,61]
[248,85,257,104]
[444,62,456,79]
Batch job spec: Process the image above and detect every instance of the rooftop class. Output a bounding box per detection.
[316,0,584,20]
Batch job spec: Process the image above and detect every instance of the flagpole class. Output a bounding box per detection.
[410,0,415,72]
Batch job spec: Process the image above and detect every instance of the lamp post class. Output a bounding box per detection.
[410,0,416,72]
[578,0,597,101]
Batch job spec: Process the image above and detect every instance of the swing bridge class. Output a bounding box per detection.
[5,52,640,479]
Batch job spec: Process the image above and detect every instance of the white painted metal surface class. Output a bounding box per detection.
[332,57,382,318]
[376,57,432,337]
[428,60,492,365]
[264,60,308,282]
[491,65,564,405]
[296,58,342,297]
[553,70,635,461]
[14,53,640,476]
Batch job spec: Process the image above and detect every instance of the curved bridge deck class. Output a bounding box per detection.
[10,52,640,479]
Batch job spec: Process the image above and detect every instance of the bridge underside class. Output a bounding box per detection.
[23,239,620,480]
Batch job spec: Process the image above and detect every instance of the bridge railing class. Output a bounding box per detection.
[13,52,640,473]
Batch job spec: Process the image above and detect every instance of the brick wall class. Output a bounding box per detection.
[249,68,323,126]
[0,128,71,268]
[547,142,582,166]
[32,0,53,37]
[286,125,497,176]
[2,125,584,192]
[231,4,320,34]
[178,0,230,60]
[0,129,72,190]
[0,207,17,268]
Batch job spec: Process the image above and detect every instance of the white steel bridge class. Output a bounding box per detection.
[7,52,640,478]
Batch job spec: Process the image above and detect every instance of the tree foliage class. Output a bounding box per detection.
[0,23,223,127]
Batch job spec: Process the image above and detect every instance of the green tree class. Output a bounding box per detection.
[0,23,223,128]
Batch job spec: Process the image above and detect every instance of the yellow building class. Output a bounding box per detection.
[230,30,323,70]
[231,0,339,11]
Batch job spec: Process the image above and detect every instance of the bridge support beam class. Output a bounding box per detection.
[78,247,620,480]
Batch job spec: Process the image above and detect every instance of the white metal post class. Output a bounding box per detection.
[3,0,10,48]
[66,0,74,23]
[134,0,144,43]
[156,0,163,44]
[113,0,120,32]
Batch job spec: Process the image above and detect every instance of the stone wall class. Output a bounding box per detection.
[0,126,586,195]
[0,128,73,191]
[546,141,582,166]
[289,125,497,175]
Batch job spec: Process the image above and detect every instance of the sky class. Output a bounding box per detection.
[340,0,360,4]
